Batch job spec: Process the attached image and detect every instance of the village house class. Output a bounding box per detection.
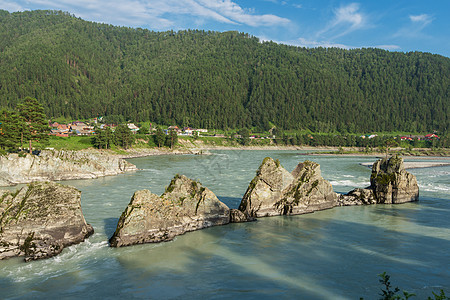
[49,122,70,137]
[360,134,378,139]
[70,121,94,136]
[127,123,139,134]
[168,125,181,132]
[425,133,440,140]
[182,127,195,136]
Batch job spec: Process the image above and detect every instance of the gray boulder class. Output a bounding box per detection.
[370,156,419,204]
[338,188,376,206]
[340,156,419,205]
[110,174,230,247]
[230,209,255,223]
[0,182,94,261]
[239,158,338,218]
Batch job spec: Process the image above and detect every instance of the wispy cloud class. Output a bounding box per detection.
[393,13,434,38]
[10,0,290,29]
[0,0,23,11]
[196,0,290,27]
[268,37,401,53]
[409,13,433,27]
[317,3,367,39]
[374,44,401,51]
[294,37,351,49]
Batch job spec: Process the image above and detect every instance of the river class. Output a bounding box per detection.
[1,150,449,299]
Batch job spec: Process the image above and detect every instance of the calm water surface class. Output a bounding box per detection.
[1,150,449,299]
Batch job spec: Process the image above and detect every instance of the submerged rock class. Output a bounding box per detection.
[340,156,419,205]
[0,182,94,261]
[0,150,137,186]
[109,174,230,247]
[239,158,338,218]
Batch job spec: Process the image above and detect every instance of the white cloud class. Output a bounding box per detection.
[393,13,434,38]
[334,3,363,28]
[10,0,290,29]
[317,3,367,39]
[0,0,23,11]
[266,37,401,53]
[195,0,290,27]
[409,14,433,25]
[374,44,401,51]
[295,37,351,49]
[408,14,434,31]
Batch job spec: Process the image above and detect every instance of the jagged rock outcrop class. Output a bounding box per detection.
[0,181,94,261]
[339,156,419,205]
[109,174,230,247]
[0,150,137,186]
[238,158,338,218]
[338,188,377,206]
[229,209,255,223]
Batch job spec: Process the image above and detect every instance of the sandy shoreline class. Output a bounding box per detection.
[107,145,450,160]
[360,161,450,169]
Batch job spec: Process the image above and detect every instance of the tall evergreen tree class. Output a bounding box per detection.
[154,127,166,148]
[17,97,49,153]
[166,129,178,149]
[0,109,23,150]
[114,124,133,149]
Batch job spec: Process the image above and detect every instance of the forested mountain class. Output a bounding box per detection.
[0,10,449,133]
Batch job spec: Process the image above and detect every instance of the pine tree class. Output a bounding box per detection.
[17,97,49,153]
[154,127,166,148]
[114,124,133,149]
[0,109,23,150]
[166,129,178,149]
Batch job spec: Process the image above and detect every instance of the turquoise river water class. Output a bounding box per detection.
[0,150,449,299]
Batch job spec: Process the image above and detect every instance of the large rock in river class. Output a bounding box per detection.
[0,181,94,261]
[109,174,230,247]
[238,158,338,218]
[370,156,419,204]
[339,156,419,205]
[0,150,137,186]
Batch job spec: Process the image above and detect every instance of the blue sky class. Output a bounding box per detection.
[1,0,449,57]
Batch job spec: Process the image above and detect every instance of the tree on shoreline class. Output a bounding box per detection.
[114,124,133,150]
[16,97,49,153]
[0,109,22,150]
[154,127,165,148]
[166,129,178,149]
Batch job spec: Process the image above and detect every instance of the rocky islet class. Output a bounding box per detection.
[238,158,338,218]
[109,174,230,247]
[0,181,94,261]
[0,154,419,257]
[110,155,418,248]
[339,155,419,206]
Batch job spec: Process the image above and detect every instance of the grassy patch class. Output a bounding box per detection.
[45,136,93,151]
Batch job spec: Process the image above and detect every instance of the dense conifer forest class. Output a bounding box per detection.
[0,10,448,133]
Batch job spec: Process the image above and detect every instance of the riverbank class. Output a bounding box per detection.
[360,161,450,169]
[112,144,450,159]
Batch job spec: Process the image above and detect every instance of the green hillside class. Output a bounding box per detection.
[0,10,448,133]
